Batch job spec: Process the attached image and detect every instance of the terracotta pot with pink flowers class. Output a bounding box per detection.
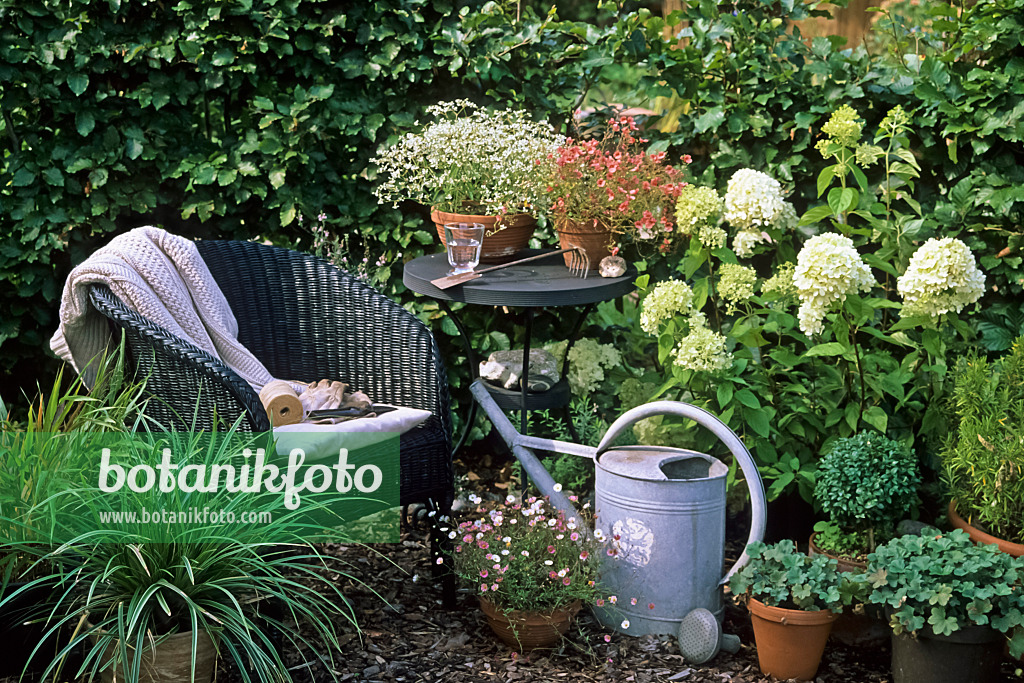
[541,115,690,267]
[438,494,606,651]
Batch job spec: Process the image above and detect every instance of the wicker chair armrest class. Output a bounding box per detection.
[88,285,270,432]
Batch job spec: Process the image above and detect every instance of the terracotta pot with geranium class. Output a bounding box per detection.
[440,494,605,652]
[540,115,688,267]
[372,100,562,263]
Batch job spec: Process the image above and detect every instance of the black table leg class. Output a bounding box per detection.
[439,300,478,456]
[520,307,534,437]
[559,302,596,442]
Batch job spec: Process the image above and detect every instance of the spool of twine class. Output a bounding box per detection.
[259,380,304,427]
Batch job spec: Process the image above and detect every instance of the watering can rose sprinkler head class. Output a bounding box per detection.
[677,608,742,664]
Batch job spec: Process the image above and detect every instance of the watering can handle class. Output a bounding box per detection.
[595,400,766,586]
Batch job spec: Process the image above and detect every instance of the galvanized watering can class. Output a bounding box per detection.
[471,383,767,638]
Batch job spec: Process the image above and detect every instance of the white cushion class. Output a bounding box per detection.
[272,405,431,458]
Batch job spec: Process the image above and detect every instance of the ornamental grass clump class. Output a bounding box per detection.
[372,99,562,217]
[942,338,1024,544]
[813,432,920,558]
[861,529,1024,656]
[443,494,603,612]
[542,115,687,251]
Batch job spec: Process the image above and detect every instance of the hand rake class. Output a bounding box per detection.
[430,247,589,290]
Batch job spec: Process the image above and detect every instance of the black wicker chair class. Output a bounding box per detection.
[87,240,455,601]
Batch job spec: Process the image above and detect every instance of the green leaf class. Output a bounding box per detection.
[67,73,89,96]
[861,405,888,433]
[76,111,96,136]
[269,169,286,189]
[744,407,770,437]
[125,138,144,160]
[799,205,833,226]
[694,107,725,133]
[734,389,760,409]
[12,168,34,187]
[816,165,836,197]
[280,203,296,226]
[211,48,235,66]
[717,382,734,409]
[803,342,848,358]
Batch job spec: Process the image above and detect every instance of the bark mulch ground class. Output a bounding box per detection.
[289,445,1021,683]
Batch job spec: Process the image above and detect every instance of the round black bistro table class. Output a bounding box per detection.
[403,249,635,452]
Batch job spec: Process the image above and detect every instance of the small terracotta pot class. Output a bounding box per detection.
[948,499,1024,557]
[478,597,581,652]
[430,208,536,264]
[748,598,835,681]
[554,217,614,270]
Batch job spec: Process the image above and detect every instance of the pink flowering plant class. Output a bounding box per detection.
[542,116,689,252]
[443,494,604,612]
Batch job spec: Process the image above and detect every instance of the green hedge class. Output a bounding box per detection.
[0,0,462,391]
[1,0,1020,409]
[0,0,627,407]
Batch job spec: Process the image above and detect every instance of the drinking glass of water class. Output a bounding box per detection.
[444,223,485,275]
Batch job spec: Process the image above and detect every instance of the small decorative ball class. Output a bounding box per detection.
[599,255,627,278]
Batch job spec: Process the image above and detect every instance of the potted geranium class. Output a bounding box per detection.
[372,99,562,262]
[729,540,850,681]
[943,338,1024,556]
[443,494,602,652]
[861,529,1024,683]
[541,115,687,267]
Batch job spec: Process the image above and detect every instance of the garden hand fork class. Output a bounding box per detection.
[430,247,589,290]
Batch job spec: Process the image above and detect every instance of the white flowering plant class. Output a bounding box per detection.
[440,495,605,613]
[371,99,562,218]
[623,105,987,503]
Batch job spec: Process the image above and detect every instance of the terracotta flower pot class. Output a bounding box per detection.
[478,597,581,652]
[92,628,218,683]
[948,499,1024,557]
[748,598,835,681]
[430,208,536,264]
[554,217,614,270]
[808,533,888,648]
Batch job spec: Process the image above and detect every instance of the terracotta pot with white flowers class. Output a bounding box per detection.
[440,494,605,652]
[372,100,562,263]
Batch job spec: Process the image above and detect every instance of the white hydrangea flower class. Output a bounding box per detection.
[732,229,770,258]
[717,263,757,313]
[546,338,623,397]
[673,319,733,373]
[675,185,725,248]
[640,280,694,334]
[793,233,875,336]
[897,237,985,320]
[724,169,787,231]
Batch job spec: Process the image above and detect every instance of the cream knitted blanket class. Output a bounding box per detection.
[50,226,275,390]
